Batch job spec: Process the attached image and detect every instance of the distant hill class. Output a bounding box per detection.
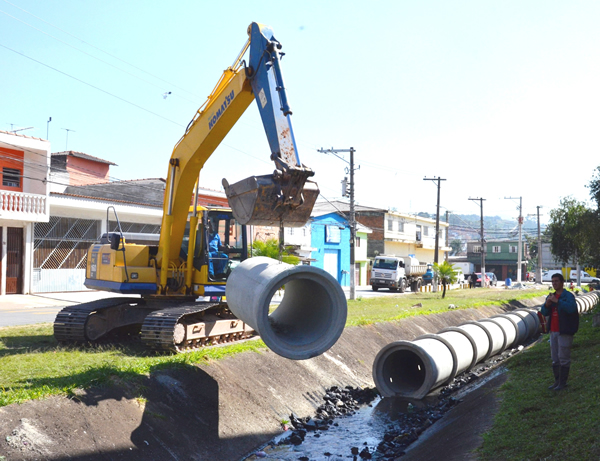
[416,212,544,251]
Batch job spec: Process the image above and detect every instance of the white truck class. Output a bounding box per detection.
[453,262,474,281]
[370,255,427,293]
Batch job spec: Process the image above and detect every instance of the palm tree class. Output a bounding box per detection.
[433,261,459,298]
[252,238,300,265]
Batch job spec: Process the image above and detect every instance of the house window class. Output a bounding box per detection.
[387,219,393,231]
[326,225,341,243]
[473,245,482,253]
[356,236,361,247]
[509,245,517,253]
[492,246,501,253]
[397,221,404,233]
[289,228,294,236]
[423,226,429,237]
[2,167,21,188]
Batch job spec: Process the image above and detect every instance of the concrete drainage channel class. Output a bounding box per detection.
[245,291,600,461]
[244,345,527,461]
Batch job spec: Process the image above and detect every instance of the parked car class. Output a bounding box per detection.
[542,270,564,282]
[486,272,498,286]
[475,272,490,287]
[568,270,600,284]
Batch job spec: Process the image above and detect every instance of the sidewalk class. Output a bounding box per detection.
[0,291,136,327]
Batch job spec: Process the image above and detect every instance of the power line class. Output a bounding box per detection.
[0,42,184,127]
[0,0,204,102]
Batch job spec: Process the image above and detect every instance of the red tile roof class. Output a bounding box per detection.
[52,150,117,166]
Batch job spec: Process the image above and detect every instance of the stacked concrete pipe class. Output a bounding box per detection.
[372,309,541,399]
[575,291,600,313]
[226,256,348,360]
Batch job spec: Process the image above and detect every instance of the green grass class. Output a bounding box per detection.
[478,312,600,460]
[345,287,549,326]
[0,287,548,409]
[0,324,267,407]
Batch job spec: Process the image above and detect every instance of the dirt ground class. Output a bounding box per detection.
[0,297,545,461]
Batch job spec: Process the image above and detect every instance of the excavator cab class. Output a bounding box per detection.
[180,208,248,285]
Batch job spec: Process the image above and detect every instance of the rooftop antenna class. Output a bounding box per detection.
[61,128,76,150]
[7,124,34,134]
[47,117,52,140]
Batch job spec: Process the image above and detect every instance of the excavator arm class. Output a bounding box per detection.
[157,22,319,291]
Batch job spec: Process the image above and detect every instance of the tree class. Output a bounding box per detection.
[449,239,463,256]
[587,166,600,208]
[547,197,594,267]
[252,238,300,265]
[433,261,459,298]
[586,167,600,266]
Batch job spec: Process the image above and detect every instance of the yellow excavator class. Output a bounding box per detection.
[54,23,319,352]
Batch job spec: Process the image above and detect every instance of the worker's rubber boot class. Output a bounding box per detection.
[554,366,570,391]
[548,365,560,389]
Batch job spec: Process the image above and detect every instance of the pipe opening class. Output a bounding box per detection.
[380,349,427,395]
[267,275,334,346]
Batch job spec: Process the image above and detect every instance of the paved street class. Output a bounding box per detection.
[0,292,137,327]
[0,282,543,328]
[0,286,411,328]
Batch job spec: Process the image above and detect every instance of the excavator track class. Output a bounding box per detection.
[54,297,255,353]
[54,297,144,343]
[141,302,255,352]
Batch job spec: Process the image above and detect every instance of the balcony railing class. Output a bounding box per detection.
[0,190,48,221]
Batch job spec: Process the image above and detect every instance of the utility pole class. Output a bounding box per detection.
[445,210,451,260]
[423,177,446,264]
[528,206,543,284]
[318,147,359,300]
[469,198,486,286]
[536,206,542,284]
[505,196,523,283]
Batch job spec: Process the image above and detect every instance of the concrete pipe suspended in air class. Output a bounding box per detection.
[372,309,541,399]
[226,256,347,360]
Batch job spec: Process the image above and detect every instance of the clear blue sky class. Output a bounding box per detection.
[2,0,599,224]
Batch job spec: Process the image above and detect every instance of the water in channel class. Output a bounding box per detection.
[244,366,508,461]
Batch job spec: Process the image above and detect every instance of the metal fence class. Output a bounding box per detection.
[32,217,161,292]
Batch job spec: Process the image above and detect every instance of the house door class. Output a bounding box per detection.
[6,227,23,294]
[323,249,339,282]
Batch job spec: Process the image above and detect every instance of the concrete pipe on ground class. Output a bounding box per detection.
[488,315,519,349]
[372,336,456,400]
[226,256,347,360]
[373,309,541,399]
[575,292,599,313]
[455,322,494,363]
[513,309,540,337]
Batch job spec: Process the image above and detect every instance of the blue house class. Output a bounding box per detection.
[311,212,351,286]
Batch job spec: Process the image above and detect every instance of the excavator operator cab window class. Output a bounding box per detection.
[206,211,246,281]
[181,210,247,282]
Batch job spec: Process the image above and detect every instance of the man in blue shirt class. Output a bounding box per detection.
[208,219,228,278]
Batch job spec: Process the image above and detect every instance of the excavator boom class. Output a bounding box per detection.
[158,22,318,275]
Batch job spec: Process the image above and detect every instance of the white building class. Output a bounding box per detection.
[0,131,50,294]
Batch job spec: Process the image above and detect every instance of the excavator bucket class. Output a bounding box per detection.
[223,170,319,227]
